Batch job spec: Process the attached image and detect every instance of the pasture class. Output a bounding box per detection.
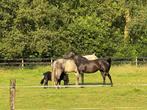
[0,65,147,110]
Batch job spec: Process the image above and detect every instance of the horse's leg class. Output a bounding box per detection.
[44,79,48,89]
[100,71,106,85]
[75,72,80,85]
[63,74,69,88]
[40,78,44,85]
[64,75,69,85]
[81,73,84,85]
[55,71,62,89]
[58,79,62,88]
[76,75,80,85]
[107,73,113,86]
[54,79,60,89]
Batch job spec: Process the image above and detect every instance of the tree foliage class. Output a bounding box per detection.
[0,0,146,59]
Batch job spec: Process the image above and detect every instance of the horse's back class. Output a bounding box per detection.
[52,58,78,78]
[53,59,65,66]
[83,54,98,60]
[53,58,77,72]
[64,59,78,72]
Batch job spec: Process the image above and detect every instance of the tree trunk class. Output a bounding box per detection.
[124,8,131,42]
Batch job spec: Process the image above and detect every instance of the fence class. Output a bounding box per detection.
[112,57,147,65]
[0,57,147,68]
[0,58,51,68]
[8,79,147,110]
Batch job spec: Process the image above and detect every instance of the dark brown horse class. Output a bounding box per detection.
[64,52,113,86]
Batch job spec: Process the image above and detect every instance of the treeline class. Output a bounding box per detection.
[0,0,147,59]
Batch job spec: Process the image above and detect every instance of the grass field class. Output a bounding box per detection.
[0,65,147,110]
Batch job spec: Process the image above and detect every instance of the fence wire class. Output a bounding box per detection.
[1,83,147,89]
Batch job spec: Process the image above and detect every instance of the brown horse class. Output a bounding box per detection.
[64,52,113,86]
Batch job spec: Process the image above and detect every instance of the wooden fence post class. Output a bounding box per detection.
[51,58,53,67]
[10,79,16,110]
[21,58,24,69]
[136,57,138,67]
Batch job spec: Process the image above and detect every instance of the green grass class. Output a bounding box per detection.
[0,65,147,110]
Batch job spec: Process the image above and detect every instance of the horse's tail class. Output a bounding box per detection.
[107,58,111,65]
[106,58,111,71]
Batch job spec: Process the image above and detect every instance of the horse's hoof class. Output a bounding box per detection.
[56,85,61,89]
[80,86,84,88]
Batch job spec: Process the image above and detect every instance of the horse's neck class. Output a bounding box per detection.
[74,55,88,66]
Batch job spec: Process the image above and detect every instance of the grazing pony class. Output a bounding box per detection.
[52,59,79,86]
[40,71,69,88]
[52,53,98,87]
[64,52,113,86]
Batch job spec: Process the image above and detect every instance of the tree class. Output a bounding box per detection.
[0,0,146,59]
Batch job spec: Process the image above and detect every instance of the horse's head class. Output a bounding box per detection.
[63,51,76,59]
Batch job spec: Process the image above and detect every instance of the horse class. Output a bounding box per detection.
[52,53,98,87]
[52,59,79,87]
[40,71,69,88]
[64,52,113,86]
